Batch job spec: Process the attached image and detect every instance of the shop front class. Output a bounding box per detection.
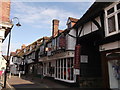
[55,57,74,83]
[43,60,55,77]
[39,51,75,83]
[101,48,120,89]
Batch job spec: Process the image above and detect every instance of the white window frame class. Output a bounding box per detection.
[105,2,120,37]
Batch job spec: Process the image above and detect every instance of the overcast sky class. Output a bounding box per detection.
[2,1,94,55]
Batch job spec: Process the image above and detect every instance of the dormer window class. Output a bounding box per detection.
[105,2,120,36]
[66,17,78,29]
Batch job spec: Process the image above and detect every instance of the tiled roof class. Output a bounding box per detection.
[59,30,64,33]
[43,36,50,40]
[10,52,16,56]
[69,17,78,23]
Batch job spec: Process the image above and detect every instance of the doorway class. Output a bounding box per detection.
[108,60,120,89]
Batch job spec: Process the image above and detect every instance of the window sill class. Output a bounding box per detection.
[105,31,118,37]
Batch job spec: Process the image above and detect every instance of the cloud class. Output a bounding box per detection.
[2,42,23,55]
[11,2,80,29]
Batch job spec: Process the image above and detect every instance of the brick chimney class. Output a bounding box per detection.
[0,0,11,23]
[52,19,59,37]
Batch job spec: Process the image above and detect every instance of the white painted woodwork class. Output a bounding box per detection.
[78,16,101,37]
[99,41,120,51]
[66,29,76,50]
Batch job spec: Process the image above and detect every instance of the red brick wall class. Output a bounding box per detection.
[0,0,10,23]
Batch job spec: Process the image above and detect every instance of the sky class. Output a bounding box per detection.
[2,1,94,55]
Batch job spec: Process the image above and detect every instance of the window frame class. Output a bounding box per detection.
[105,2,120,37]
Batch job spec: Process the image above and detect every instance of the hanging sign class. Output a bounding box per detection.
[74,44,81,69]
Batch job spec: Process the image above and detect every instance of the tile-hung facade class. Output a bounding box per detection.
[73,1,120,89]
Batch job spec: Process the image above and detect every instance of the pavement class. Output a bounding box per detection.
[5,75,69,89]
[0,75,111,90]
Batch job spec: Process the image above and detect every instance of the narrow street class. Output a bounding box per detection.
[6,76,69,89]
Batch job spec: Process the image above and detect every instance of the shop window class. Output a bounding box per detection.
[55,58,74,81]
[105,2,120,36]
[56,60,57,78]
[67,58,70,80]
[64,59,66,79]
[67,58,74,80]
[58,59,60,78]
[70,58,74,80]
[61,59,63,79]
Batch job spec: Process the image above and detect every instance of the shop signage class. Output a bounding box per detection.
[74,69,80,75]
[74,44,81,69]
[81,55,88,63]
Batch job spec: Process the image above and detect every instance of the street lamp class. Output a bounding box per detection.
[11,17,21,27]
[3,17,21,88]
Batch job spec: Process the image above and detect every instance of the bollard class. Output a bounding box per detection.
[19,72,21,78]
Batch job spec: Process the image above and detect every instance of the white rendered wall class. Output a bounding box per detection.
[66,29,76,50]
[78,16,101,37]
[0,28,6,71]
[99,41,120,51]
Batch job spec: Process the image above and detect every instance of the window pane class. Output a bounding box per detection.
[61,68,63,79]
[61,59,63,67]
[64,59,66,79]
[108,16,116,33]
[118,13,120,30]
[56,60,57,77]
[64,58,66,67]
[107,7,114,15]
[117,3,120,10]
